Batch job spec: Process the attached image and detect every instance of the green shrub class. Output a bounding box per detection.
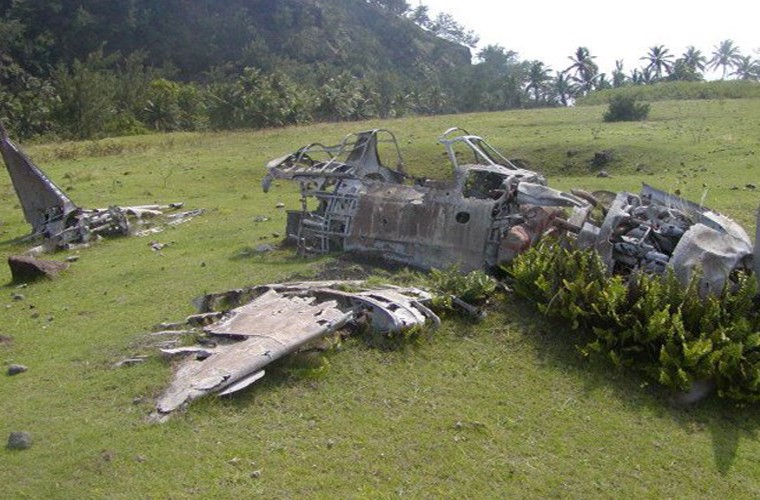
[507,242,760,400]
[603,94,650,122]
[427,265,497,313]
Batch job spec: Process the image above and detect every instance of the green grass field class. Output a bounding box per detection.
[2,99,760,497]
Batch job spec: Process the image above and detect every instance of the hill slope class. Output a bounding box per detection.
[1,0,471,82]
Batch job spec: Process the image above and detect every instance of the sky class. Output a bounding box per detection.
[421,0,760,79]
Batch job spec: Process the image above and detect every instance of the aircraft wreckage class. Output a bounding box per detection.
[151,281,439,421]
[264,127,759,295]
[149,127,758,420]
[0,123,200,252]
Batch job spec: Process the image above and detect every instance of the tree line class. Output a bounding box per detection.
[1,0,758,140]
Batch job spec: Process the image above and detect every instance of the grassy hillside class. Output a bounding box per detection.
[1,99,760,497]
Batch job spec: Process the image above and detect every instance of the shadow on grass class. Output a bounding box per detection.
[502,296,759,476]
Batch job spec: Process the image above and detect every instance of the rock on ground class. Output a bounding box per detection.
[8,255,68,283]
[7,364,27,376]
[7,431,32,450]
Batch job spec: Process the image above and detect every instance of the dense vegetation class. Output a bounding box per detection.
[2,1,759,140]
[509,244,760,401]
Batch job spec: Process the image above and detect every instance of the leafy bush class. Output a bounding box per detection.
[427,265,497,313]
[603,94,650,122]
[507,242,760,401]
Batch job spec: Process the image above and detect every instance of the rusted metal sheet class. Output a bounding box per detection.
[151,282,438,421]
[346,184,497,271]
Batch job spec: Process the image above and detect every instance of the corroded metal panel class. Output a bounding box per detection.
[346,184,494,271]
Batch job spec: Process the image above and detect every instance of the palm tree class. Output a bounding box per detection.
[710,39,742,79]
[641,45,674,81]
[682,46,707,73]
[612,60,627,87]
[595,73,611,90]
[729,56,760,80]
[566,47,598,94]
[525,61,552,103]
[552,71,575,106]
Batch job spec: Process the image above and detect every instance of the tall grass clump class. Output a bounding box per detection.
[507,242,760,401]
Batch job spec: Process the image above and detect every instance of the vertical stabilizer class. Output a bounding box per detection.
[0,123,78,233]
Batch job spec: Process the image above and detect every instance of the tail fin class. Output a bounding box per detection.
[0,124,78,233]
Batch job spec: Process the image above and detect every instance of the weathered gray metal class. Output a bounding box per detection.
[581,184,754,294]
[265,128,756,293]
[0,124,78,234]
[264,127,586,271]
[151,282,439,420]
[0,124,191,251]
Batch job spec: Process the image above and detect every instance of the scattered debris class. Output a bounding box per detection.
[7,364,28,376]
[255,244,275,253]
[6,431,32,450]
[150,281,439,421]
[150,241,168,252]
[8,255,68,283]
[113,357,148,368]
[0,123,199,252]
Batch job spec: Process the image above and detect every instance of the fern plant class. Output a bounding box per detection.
[507,243,760,401]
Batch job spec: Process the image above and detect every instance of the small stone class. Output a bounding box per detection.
[252,216,270,223]
[326,439,335,449]
[7,431,32,450]
[65,255,80,262]
[730,186,740,190]
[11,293,24,301]
[135,455,147,463]
[250,470,262,479]
[275,203,285,209]
[745,183,756,190]
[596,170,610,178]
[8,364,27,376]
[256,244,275,253]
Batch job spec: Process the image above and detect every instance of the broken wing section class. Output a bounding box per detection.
[152,282,439,420]
[155,288,354,416]
[0,123,78,234]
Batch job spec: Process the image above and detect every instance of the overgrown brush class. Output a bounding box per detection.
[507,242,760,401]
[426,265,497,314]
